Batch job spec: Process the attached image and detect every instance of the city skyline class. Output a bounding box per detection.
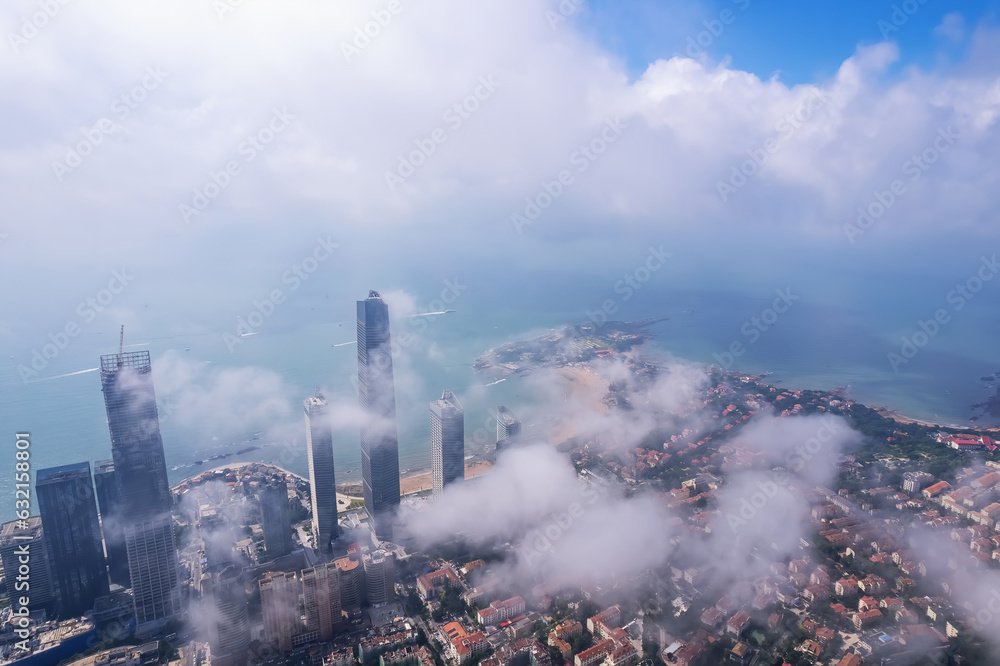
[3,0,1000,662]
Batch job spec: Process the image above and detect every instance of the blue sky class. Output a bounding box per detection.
[578,0,997,83]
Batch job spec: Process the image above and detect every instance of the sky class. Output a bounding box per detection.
[1,0,998,310]
[1,0,999,425]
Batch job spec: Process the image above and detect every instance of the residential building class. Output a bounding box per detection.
[431,390,465,496]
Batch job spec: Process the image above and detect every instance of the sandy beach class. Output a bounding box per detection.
[874,406,1000,432]
[335,459,494,498]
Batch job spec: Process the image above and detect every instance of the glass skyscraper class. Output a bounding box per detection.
[305,391,339,552]
[431,390,465,496]
[260,476,294,559]
[36,462,109,618]
[357,290,401,541]
[93,459,130,588]
[100,350,182,635]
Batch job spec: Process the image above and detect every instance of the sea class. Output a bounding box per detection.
[2,276,999,523]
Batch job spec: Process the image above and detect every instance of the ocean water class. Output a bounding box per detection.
[2,279,998,523]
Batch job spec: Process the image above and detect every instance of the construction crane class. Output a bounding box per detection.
[117,325,124,368]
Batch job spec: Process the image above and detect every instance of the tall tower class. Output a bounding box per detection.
[301,561,342,642]
[363,548,396,607]
[357,290,401,541]
[305,391,339,552]
[496,406,521,457]
[260,571,300,654]
[93,460,130,588]
[334,556,363,615]
[431,390,465,496]
[0,517,55,615]
[100,349,182,635]
[202,563,250,666]
[35,462,109,617]
[260,477,293,559]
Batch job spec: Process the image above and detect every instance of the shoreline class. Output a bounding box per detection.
[172,459,494,498]
[171,325,999,490]
[873,406,1000,433]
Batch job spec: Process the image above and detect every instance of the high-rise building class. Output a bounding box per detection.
[0,517,55,615]
[93,460,130,588]
[357,291,401,541]
[100,349,182,635]
[431,390,465,496]
[202,564,250,666]
[260,571,300,654]
[260,477,293,559]
[301,561,342,642]
[334,556,364,614]
[363,548,395,607]
[304,391,338,552]
[35,462,109,617]
[496,406,521,456]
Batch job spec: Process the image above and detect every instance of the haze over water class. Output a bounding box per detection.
[3,251,999,523]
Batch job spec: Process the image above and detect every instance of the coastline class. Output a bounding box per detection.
[171,324,999,491]
[873,406,1000,433]
[172,459,494,499]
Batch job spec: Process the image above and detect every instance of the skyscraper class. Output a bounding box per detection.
[363,548,395,607]
[431,390,465,496]
[260,477,293,559]
[496,405,521,456]
[334,556,363,614]
[93,460,130,588]
[100,349,182,635]
[260,571,300,654]
[304,391,338,552]
[357,290,401,541]
[0,517,55,615]
[201,563,250,666]
[35,462,109,617]
[301,561,342,642]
